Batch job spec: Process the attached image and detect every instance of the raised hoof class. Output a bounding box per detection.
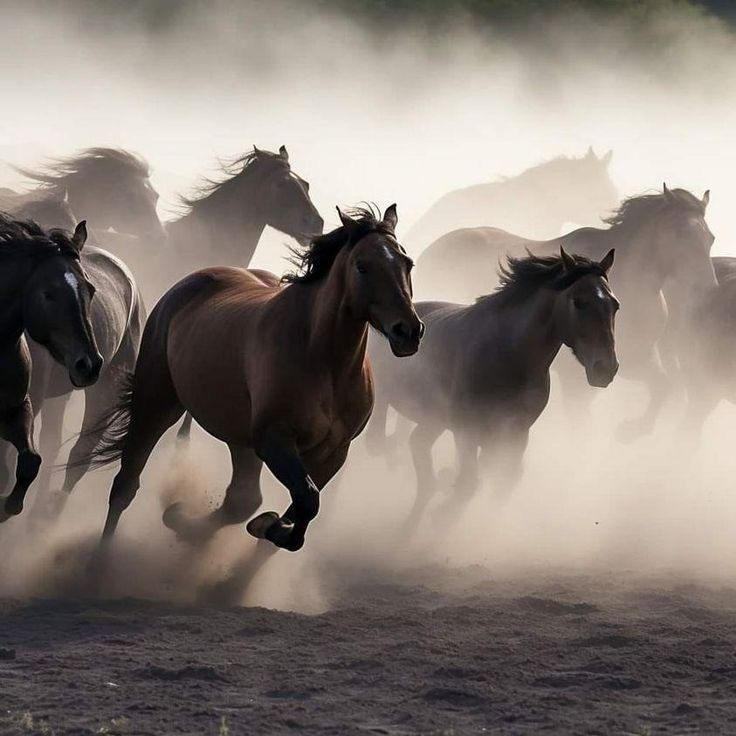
[246,511,281,540]
[0,495,22,522]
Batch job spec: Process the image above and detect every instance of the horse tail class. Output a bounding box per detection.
[84,372,135,469]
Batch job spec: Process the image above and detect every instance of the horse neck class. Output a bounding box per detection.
[469,289,563,373]
[0,256,35,345]
[171,172,267,261]
[302,262,368,377]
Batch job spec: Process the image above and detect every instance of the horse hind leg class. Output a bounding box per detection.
[162,445,263,545]
[0,398,41,521]
[101,361,185,543]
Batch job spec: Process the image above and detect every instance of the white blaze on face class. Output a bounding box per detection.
[382,244,396,263]
[64,270,82,304]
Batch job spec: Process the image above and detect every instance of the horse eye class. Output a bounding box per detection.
[356,262,368,275]
[573,298,588,310]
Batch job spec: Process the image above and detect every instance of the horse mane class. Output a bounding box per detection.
[283,206,392,285]
[603,189,704,229]
[477,251,607,307]
[511,153,598,183]
[15,148,150,191]
[0,212,80,260]
[180,148,290,212]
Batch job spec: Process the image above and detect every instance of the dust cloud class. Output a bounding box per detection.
[0,0,736,610]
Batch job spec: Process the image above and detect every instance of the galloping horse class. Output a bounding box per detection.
[0,161,146,517]
[0,216,101,521]
[90,206,422,552]
[413,186,715,438]
[368,249,618,526]
[404,147,617,250]
[10,148,166,244]
[169,145,324,442]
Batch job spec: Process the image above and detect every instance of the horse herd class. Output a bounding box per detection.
[0,145,731,561]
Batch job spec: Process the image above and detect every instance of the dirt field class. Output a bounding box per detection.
[2,561,735,735]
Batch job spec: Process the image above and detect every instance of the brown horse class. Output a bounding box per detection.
[0,216,101,521]
[413,186,715,439]
[368,249,617,527]
[89,205,422,551]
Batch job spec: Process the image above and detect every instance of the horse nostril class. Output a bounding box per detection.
[74,357,92,376]
[418,321,426,339]
[390,322,409,340]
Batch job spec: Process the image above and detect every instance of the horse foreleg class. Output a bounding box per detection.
[400,422,444,533]
[482,428,529,502]
[28,393,70,520]
[0,397,41,521]
[163,445,263,545]
[616,354,669,443]
[246,430,320,552]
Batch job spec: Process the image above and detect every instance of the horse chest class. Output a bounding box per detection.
[298,380,372,456]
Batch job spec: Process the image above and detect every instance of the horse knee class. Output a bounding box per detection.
[108,473,139,512]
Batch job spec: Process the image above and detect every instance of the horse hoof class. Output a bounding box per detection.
[246,511,280,540]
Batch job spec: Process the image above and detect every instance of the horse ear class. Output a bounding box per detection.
[382,203,398,232]
[599,248,615,274]
[336,206,357,230]
[601,149,613,167]
[560,246,576,271]
[279,145,289,162]
[585,146,596,160]
[663,182,675,202]
[253,145,262,158]
[703,189,710,208]
[72,220,87,251]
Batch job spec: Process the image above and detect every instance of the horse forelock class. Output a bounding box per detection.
[282,206,392,285]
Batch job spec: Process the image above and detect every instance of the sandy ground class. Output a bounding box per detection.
[2,562,736,735]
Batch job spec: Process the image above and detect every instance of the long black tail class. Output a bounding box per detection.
[84,371,135,469]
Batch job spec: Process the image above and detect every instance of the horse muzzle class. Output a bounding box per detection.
[387,319,424,357]
[585,357,618,388]
[68,351,103,387]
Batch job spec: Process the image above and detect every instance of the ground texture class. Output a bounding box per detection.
[0,565,735,735]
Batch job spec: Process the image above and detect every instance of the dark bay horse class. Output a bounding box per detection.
[413,186,716,439]
[168,145,324,442]
[90,205,421,552]
[404,147,617,250]
[12,148,166,244]
[369,249,617,527]
[0,216,101,521]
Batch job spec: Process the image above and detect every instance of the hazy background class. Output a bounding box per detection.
[1,0,736,608]
[1,0,735,271]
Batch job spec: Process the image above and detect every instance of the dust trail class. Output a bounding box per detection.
[0,1,736,610]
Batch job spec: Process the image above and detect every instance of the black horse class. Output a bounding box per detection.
[0,216,101,522]
[368,249,617,529]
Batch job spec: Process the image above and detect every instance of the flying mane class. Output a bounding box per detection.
[14,148,150,193]
[283,206,392,285]
[477,251,608,307]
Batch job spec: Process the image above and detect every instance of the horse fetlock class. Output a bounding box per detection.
[16,451,41,482]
